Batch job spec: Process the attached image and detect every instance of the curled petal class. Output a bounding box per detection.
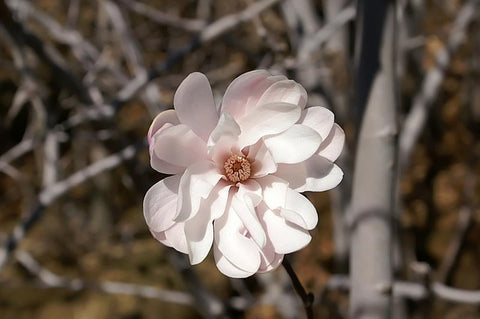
[214,245,256,278]
[143,175,180,233]
[256,175,289,211]
[258,239,284,273]
[174,72,219,141]
[151,222,188,254]
[257,80,307,109]
[184,183,231,265]
[154,124,208,168]
[317,123,345,162]
[237,179,262,206]
[150,156,185,175]
[231,192,266,248]
[276,155,343,192]
[258,203,311,254]
[175,161,223,222]
[298,107,334,140]
[280,188,318,230]
[221,70,286,119]
[263,124,321,164]
[207,113,241,164]
[247,140,277,178]
[274,162,307,190]
[214,204,261,274]
[237,102,301,148]
[147,109,179,145]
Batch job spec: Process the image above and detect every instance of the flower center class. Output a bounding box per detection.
[224,155,251,183]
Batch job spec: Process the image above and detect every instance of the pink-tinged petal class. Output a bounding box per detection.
[317,123,345,162]
[231,192,266,248]
[258,204,311,254]
[247,140,277,178]
[256,175,288,210]
[184,183,231,265]
[147,109,179,145]
[274,163,307,190]
[221,70,286,119]
[143,175,180,232]
[214,205,261,273]
[280,188,318,230]
[296,155,344,192]
[298,106,334,140]
[258,240,284,273]
[154,124,208,168]
[263,124,321,164]
[151,222,188,254]
[237,179,262,206]
[163,223,188,254]
[175,161,223,222]
[150,156,185,175]
[257,80,307,109]
[174,72,218,141]
[275,155,343,192]
[214,245,255,278]
[185,219,213,265]
[207,113,241,148]
[237,102,301,148]
[207,113,241,163]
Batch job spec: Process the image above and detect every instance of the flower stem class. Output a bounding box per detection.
[282,256,314,319]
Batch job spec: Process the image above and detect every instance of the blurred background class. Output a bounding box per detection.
[0,0,479,318]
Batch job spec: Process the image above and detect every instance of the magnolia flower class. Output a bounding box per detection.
[144,70,344,278]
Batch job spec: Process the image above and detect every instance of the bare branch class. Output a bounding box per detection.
[0,143,143,270]
[399,0,479,172]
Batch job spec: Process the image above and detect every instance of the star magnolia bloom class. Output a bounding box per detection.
[144,70,344,278]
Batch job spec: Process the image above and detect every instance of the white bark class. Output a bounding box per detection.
[349,2,397,318]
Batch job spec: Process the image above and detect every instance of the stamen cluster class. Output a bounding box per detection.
[224,155,251,183]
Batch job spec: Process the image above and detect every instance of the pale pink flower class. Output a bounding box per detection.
[144,70,344,278]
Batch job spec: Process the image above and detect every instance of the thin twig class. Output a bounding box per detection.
[15,249,194,305]
[399,0,479,172]
[0,142,144,270]
[320,274,480,304]
[282,257,314,319]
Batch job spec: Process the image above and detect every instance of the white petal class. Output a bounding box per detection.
[258,239,284,273]
[231,192,266,248]
[298,106,334,140]
[237,179,262,206]
[184,183,231,265]
[274,163,307,190]
[280,188,318,230]
[143,175,180,233]
[301,156,343,192]
[247,140,277,178]
[256,175,288,210]
[317,123,345,162]
[221,70,286,119]
[147,109,179,144]
[207,113,241,148]
[237,102,301,148]
[257,80,307,109]
[150,156,185,175]
[214,206,261,273]
[174,72,218,141]
[175,161,223,222]
[214,245,255,278]
[263,124,321,164]
[153,124,208,168]
[258,204,311,254]
[163,223,188,254]
[207,113,241,163]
